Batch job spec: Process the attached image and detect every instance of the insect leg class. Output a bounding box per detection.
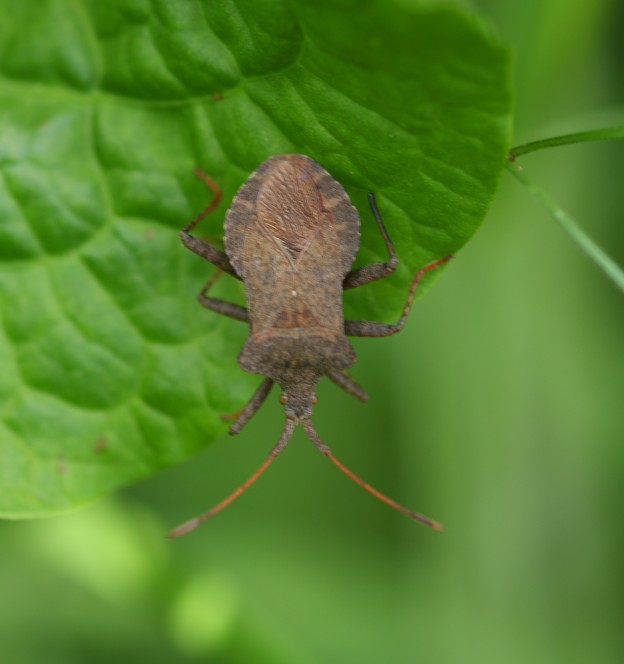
[181,233,239,279]
[343,192,398,290]
[327,371,369,402]
[181,167,240,280]
[225,378,275,435]
[344,256,451,337]
[197,268,249,322]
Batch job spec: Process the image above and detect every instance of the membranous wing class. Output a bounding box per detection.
[224,155,361,333]
[256,158,325,263]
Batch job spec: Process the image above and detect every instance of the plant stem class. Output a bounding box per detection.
[506,162,624,295]
[509,126,624,158]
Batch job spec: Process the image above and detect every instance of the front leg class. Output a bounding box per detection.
[327,370,369,402]
[344,256,451,337]
[226,378,274,435]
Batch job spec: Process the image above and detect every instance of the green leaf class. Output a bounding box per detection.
[0,0,512,516]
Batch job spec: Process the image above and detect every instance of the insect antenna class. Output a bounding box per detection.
[302,421,443,531]
[168,419,297,538]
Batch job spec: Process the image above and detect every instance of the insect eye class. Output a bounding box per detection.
[279,394,289,405]
[311,394,318,405]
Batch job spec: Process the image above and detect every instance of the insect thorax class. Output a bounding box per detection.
[238,331,356,382]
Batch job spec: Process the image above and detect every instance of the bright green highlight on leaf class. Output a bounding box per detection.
[0,0,512,516]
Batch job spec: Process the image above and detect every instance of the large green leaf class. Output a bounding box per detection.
[0,0,512,516]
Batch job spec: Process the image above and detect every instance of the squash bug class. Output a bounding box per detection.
[169,154,450,537]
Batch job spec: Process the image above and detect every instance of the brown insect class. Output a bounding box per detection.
[169,154,450,538]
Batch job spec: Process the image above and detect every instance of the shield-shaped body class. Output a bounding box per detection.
[224,154,361,382]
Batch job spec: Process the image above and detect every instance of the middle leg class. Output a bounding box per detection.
[197,269,249,323]
[344,255,451,337]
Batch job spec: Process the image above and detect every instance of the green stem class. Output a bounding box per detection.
[510,126,624,158]
[506,162,624,295]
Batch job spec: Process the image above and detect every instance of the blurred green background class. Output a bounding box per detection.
[2,0,623,662]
